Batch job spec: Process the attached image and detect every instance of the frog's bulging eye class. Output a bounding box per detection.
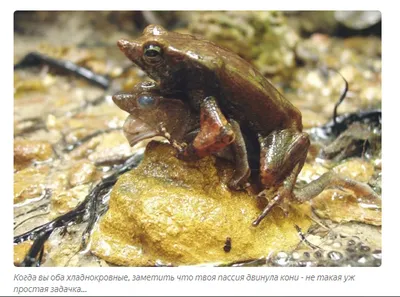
[137,95,156,108]
[143,44,163,63]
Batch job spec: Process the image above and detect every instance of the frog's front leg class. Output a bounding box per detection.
[253,129,310,226]
[177,96,235,161]
[182,121,250,189]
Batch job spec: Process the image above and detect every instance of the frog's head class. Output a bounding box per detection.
[113,81,192,146]
[117,24,196,86]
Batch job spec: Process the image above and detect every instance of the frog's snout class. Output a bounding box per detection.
[112,92,136,113]
[117,39,131,52]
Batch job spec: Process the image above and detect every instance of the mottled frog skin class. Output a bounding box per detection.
[116,25,379,226]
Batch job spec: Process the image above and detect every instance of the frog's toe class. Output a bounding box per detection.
[252,189,290,226]
[252,195,281,226]
[227,180,240,190]
[228,180,250,191]
[277,202,290,218]
[170,140,186,152]
[175,145,201,162]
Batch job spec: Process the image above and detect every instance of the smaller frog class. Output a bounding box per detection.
[112,81,251,190]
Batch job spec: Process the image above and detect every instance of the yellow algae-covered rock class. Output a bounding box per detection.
[91,142,312,266]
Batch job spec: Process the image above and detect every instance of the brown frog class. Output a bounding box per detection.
[116,25,379,225]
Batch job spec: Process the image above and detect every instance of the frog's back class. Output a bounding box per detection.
[162,31,302,134]
[212,46,303,134]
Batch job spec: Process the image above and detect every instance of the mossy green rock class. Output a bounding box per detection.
[91,142,312,266]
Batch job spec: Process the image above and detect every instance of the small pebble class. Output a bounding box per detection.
[372,249,382,260]
[332,242,342,248]
[346,247,356,253]
[347,239,356,246]
[314,251,323,258]
[360,245,371,252]
[291,252,300,260]
[328,251,343,261]
[275,252,289,266]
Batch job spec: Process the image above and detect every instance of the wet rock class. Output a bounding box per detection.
[343,36,381,57]
[287,11,381,35]
[322,123,381,162]
[310,158,380,225]
[45,170,69,198]
[333,158,375,183]
[49,102,126,135]
[14,241,33,265]
[14,139,53,171]
[14,73,55,98]
[297,162,328,184]
[285,11,337,35]
[293,34,381,122]
[68,160,97,187]
[91,142,312,266]
[301,109,328,129]
[268,225,381,267]
[189,11,299,78]
[87,131,137,165]
[14,241,48,266]
[295,34,332,65]
[312,189,381,226]
[43,224,105,267]
[334,11,381,30]
[14,166,49,204]
[360,85,381,106]
[51,184,90,216]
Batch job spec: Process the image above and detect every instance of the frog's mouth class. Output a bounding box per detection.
[124,130,159,147]
[123,116,159,147]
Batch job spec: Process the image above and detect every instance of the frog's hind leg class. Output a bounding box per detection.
[253,129,310,226]
[252,162,305,226]
[252,130,379,227]
[227,119,251,190]
[293,171,379,203]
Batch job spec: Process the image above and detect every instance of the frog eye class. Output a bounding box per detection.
[143,44,163,63]
[137,95,157,109]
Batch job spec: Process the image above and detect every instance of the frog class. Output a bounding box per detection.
[116,24,379,226]
[112,81,252,190]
